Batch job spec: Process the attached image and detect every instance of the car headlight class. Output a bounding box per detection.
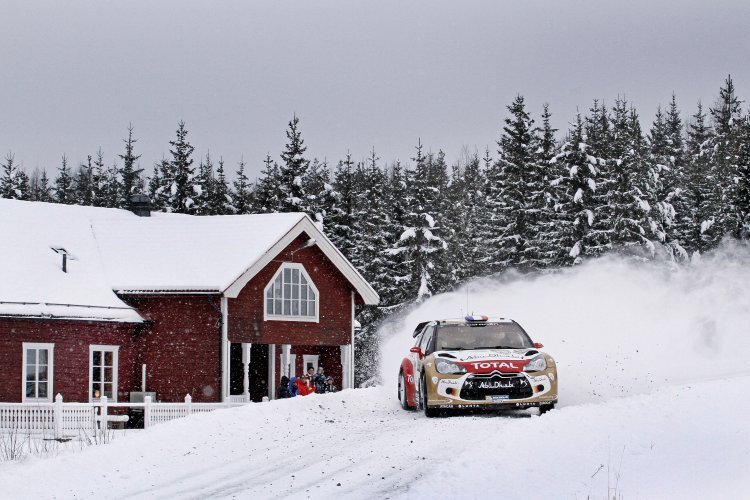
[435,359,467,374]
[524,355,547,372]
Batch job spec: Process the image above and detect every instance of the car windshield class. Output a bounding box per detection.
[435,322,533,350]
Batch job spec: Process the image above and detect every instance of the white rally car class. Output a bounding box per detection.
[397,315,558,417]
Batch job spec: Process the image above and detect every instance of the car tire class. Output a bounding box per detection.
[398,371,414,410]
[539,403,555,415]
[421,373,439,418]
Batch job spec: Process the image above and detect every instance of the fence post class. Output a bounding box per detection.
[144,395,151,429]
[100,395,108,432]
[185,394,192,416]
[54,393,63,439]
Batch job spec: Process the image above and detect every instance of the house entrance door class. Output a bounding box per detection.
[249,343,269,402]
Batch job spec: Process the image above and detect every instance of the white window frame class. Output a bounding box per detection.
[22,343,54,403]
[302,354,319,375]
[263,263,320,322]
[89,345,119,402]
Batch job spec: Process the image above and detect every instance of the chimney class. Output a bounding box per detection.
[127,194,152,217]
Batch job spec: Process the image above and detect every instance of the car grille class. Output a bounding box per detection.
[459,373,533,401]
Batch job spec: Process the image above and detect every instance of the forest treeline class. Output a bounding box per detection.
[3,76,750,384]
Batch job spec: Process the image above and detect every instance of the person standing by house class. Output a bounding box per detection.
[296,374,316,396]
[312,366,327,394]
[278,376,291,398]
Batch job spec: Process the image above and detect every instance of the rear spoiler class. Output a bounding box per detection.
[411,321,430,338]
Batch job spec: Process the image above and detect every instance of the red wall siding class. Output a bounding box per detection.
[121,295,223,403]
[0,318,136,403]
[229,234,354,346]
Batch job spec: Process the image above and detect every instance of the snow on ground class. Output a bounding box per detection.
[2,243,750,498]
[0,381,748,499]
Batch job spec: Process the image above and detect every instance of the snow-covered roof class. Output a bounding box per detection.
[0,199,379,322]
[0,199,144,322]
[92,212,308,292]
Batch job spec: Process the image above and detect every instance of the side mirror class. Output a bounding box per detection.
[534,342,544,349]
[409,346,423,358]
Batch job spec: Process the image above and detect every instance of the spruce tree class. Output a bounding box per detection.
[728,114,750,239]
[209,158,231,215]
[396,140,447,301]
[488,95,543,270]
[193,152,216,215]
[1,153,19,199]
[649,97,688,261]
[278,115,310,213]
[554,114,598,264]
[606,100,661,257]
[74,156,95,206]
[54,155,75,204]
[232,158,253,214]
[379,160,411,306]
[327,152,358,261]
[683,103,719,254]
[29,168,53,202]
[118,124,144,206]
[253,154,284,213]
[167,121,196,214]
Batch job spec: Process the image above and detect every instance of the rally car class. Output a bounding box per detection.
[397,315,557,417]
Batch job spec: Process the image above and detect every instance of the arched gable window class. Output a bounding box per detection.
[264,263,319,322]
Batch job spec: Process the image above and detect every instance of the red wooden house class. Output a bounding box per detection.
[0,199,378,404]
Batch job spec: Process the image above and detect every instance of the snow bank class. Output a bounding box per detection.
[380,241,750,406]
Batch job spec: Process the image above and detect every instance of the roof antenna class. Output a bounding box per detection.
[51,247,73,273]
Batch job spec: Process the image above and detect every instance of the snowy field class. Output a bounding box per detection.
[2,245,750,499]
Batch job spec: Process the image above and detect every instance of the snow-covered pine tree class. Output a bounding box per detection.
[166,121,196,214]
[118,124,144,207]
[682,103,719,254]
[231,158,253,214]
[605,99,661,258]
[29,168,53,202]
[326,152,358,262]
[581,100,614,257]
[302,158,334,227]
[354,149,389,292]
[488,95,544,270]
[379,160,411,307]
[554,114,598,264]
[209,158,232,215]
[648,97,688,261]
[728,112,750,239]
[396,140,447,301]
[193,152,216,215]
[534,104,564,268]
[253,154,284,213]
[54,155,75,204]
[90,149,108,208]
[74,156,94,206]
[147,161,165,211]
[709,75,744,239]
[277,115,311,213]
[0,153,23,199]
[101,159,122,208]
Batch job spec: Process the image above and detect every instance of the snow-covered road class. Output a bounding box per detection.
[1,376,748,500]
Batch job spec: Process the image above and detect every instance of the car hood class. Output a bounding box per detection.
[434,348,543,374]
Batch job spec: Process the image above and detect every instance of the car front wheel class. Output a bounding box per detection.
[421,373,439,418]
[398,371,414,410]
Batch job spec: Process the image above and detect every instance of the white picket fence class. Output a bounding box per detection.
[0,394,250,439]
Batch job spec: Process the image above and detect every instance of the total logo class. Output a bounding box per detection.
[470,361,520,370]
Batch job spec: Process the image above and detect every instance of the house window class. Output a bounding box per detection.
[264,263,319,322]
[22,343,54,402]
[89,345,119,402]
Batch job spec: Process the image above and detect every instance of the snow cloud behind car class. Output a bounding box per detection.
[380,241,750,407]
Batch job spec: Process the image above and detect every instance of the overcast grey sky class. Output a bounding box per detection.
[2,0,749,178]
